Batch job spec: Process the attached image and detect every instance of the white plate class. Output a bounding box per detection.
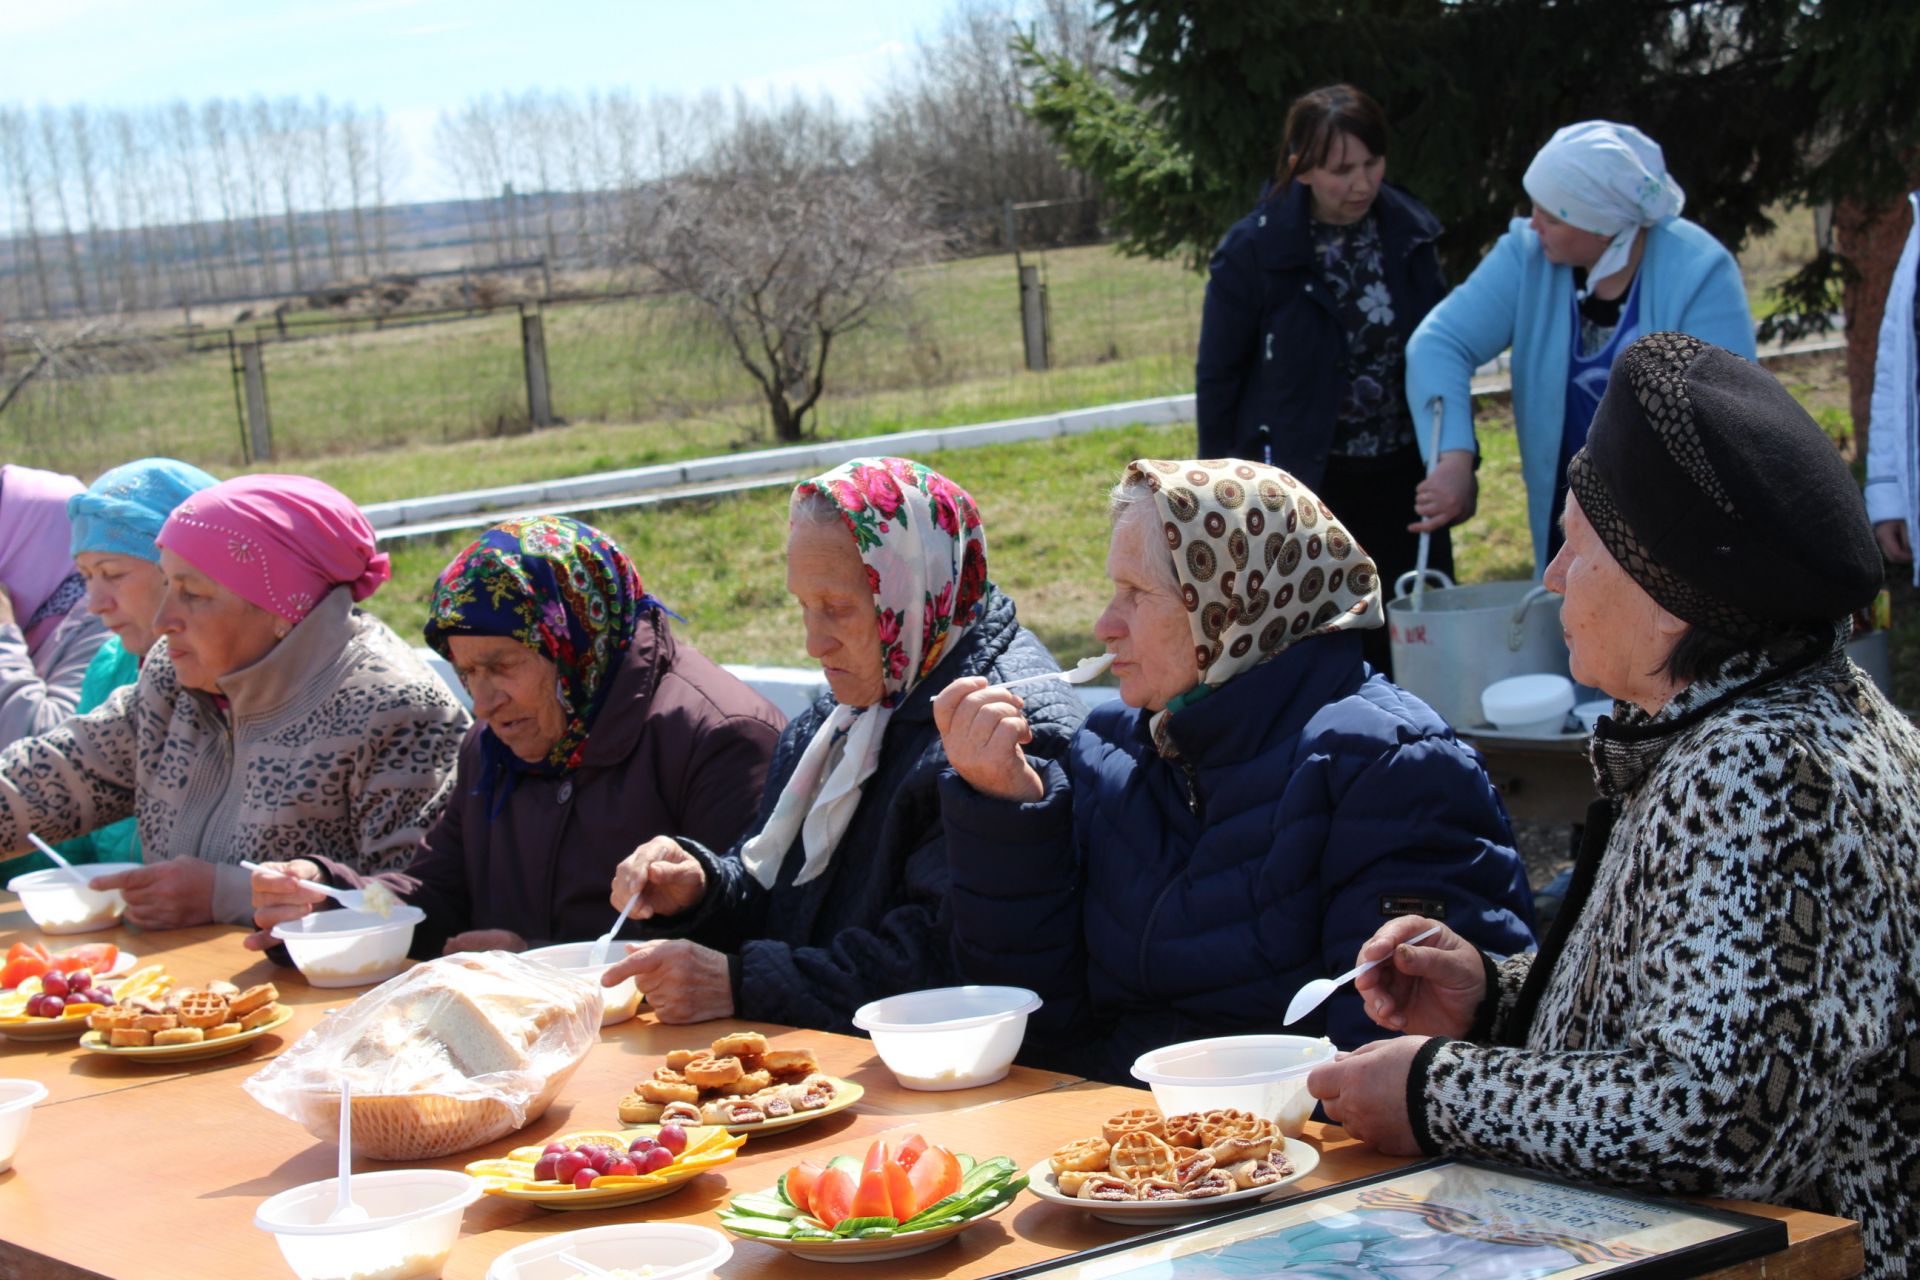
[1024,1136,1320,1225]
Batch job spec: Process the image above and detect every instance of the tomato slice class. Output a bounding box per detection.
[907,1145,963,1217]
[6,942,49,967]
[784,1159,826,1212]
[894,1134,929,1169]
[1,956,47,990]
[848,1141,896,1220]
[808,1166,857,1229]
[51,943,117,974]
[884,1156,917,1221]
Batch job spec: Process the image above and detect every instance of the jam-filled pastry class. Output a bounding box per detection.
[1055,1169,1096,1197]
[1135,1177,1185,1201]
[1207,1133,1274,1165]
[1224,1157,1284,1190]
[1076,1173,1135,1202]
[1179,1170,1237,1198]
[1049,1136,1112,1174]
[1172,1149,1216,1188]
[1107,1132,1177,1183]
[760,1095,795,1119]
[1101,1107,1167,1145]
[658,1101,704,1126]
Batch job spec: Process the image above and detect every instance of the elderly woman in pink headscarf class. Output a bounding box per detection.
[0,464,113,747]
[0,475,470,928]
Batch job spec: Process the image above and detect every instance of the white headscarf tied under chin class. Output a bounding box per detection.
[1523,120,1685,296]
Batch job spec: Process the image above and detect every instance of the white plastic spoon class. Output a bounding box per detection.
[27,833,96,888]
[327,1077,368,1224]
[997,652,1115,691]
[556,1251,623,1280]
[239,860,395,916]
[1282,924,1444,1026]
[589,895,637,968]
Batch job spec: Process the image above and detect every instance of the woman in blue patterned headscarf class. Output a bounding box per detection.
[246,514,785,959]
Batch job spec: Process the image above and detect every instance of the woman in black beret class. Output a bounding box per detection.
[1304,332,1918,1277]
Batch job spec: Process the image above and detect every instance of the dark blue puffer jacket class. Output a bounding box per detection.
[941,629,1535,1084]
[655,589,1085,1033]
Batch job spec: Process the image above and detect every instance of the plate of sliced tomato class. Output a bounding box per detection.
[1,941,128,990]
[720,1135,1026,1261]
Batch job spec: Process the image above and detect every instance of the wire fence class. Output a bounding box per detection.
[0,244,1206,480]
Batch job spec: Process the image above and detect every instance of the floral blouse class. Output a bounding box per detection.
[1311,212,1415,458]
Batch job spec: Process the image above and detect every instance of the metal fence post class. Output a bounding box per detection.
[240,341,273,461]
[521,310,555,428]
[1019,264,1051,372]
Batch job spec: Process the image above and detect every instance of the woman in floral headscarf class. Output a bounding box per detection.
[935,458,1535,1083]
[247,515,784,959]
[602,457,1085,1030]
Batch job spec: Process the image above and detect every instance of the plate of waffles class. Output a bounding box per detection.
[79,983,294,1063]
[614,1032,863,1135]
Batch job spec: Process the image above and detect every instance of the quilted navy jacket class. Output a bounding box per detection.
[941,629,1536,1084]
[658,589,1086,1032]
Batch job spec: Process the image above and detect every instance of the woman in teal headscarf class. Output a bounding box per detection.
[12,459,217,875]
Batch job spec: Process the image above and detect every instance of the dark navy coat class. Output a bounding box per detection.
[1195,181,1446,487]
[658,590,1086,1033]
[941,630,1535,1084]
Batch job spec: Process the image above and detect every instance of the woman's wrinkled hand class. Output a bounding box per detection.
[90,858,217,930]
[1409,450,1477,534]
[242,858,329,950]
[1307,1036,1428,1155]
[604,938,734,1023]
[932,676,1044,803]
[1351,916,1485,1038]
[610,836,707,920]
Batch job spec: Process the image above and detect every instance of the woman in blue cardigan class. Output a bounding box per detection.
[1196,85,1447,674]
[1405,121,1755,577]
[934,459,1536,1084]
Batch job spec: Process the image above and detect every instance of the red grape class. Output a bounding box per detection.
[572,1167,599,1190]
[638,1146,674,1174]
[556,1151,592,1181]
[66,970,91,990]
[41,973,68,998]
[542,1142,570,1157]
[656,1124,688,1155]
[605,1158,638,1177]
[533,1156,559,1181]
[627,1136,657,1155]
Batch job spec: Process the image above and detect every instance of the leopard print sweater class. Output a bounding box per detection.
[0,588,470,924]
[1409,636,1920,1276]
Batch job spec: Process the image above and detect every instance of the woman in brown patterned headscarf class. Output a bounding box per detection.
[932,457,1534,1085]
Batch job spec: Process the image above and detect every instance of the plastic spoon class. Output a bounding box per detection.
[1409,399,1446,612]
[26,834,95,889]
[240,859,384,914]
[556,1251,623,1280]
[1282,924,1444,1026]
[589,895,637,968]
[327,1077,368,1224]
[997,652,1115,691]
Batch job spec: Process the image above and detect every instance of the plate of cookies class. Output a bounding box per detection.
[79,981,294,1063]
[1025,1106,1318,1224]
[616,1031,863,1135]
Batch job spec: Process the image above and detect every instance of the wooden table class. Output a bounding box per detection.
[0,915,1862,1279]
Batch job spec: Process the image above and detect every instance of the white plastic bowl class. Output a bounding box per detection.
[6,865,133,934]
[851,985,1040,1091]
[254,1167,480,1280]
[1132,1034,1337,1138]
[522,941,640,1027]
[1574,698,1612,734]
[1480,673,1576,735]
[485,1222,732,1280]
[271,906,425,988]
[0,1079,49,1173]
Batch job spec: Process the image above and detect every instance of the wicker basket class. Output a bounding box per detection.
[313,1060,581,1160]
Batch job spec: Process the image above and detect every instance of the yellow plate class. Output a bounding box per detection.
[467,1124,745,1211]
[77,1004,295,1063]
[0,1011,97,1042]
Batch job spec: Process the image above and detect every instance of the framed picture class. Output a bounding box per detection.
[999,1159,1789,1279]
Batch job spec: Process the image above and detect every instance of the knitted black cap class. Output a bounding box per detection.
[1566,332,1881,636]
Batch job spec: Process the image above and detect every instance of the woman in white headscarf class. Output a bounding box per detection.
[600,457,1084,1029]
[1404,121,1756,576]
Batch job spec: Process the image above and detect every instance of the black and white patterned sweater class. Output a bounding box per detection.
[1408,635,1920,1276]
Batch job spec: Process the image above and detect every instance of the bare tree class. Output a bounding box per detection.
[68,108,114,309]
[370,107,403,272]
[36,107,88,312]
[0,107,55,315]
[625,125,942,442]
[311,96,345,280]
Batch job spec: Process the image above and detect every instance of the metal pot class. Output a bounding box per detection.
[1387,572,1572,730]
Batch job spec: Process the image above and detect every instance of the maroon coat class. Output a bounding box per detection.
[316,613,784,955]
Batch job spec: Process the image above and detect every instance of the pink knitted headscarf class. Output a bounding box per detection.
[0,464,86,649]
[154,475,391,622]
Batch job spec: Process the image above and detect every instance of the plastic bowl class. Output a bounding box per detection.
[851,985,1040,1091]
[1131,1034,1337,1138]
[271,906,425,989]
[485,1222,732,1280]
[0,1079,49,1173]
[1480,673,1576,736]
[254,1168,480,1280]
[521,941,640,1027]
[5,865,133,934]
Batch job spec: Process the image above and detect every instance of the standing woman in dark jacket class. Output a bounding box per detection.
[246,515,785,958]
[936,460,1535,1084]
[601,458,1084,1032]
[1195,85,1448,674]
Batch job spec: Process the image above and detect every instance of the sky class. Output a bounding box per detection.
[3,0,955,200]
